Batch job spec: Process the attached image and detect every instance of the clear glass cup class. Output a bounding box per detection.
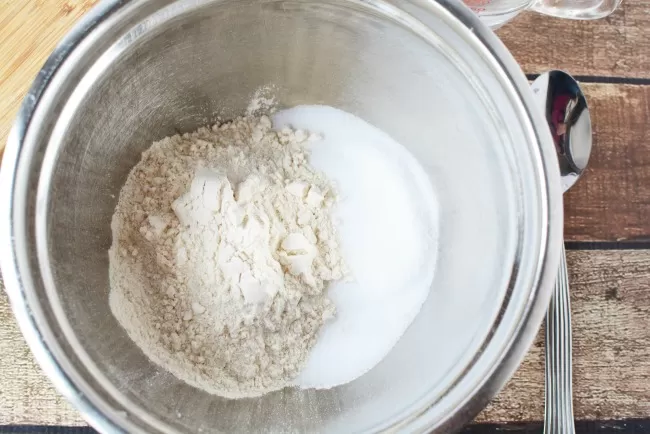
[463,0,622,28]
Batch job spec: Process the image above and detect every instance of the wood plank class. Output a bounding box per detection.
[1,250,649,425]
[0,0,99,159]
[477,249,650,423]
[565,84,650,242]
[499,0,650,79]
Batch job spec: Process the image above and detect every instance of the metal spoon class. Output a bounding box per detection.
[531,70,592,434]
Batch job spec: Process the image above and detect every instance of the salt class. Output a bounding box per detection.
[272,105,439,389]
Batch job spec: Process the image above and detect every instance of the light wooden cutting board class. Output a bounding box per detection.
[0,0,99,159]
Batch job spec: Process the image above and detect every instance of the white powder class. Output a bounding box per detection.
[110,101,437,397]
[109,113,346,398]
[272,106,438,389]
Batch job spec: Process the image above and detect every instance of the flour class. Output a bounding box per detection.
[109,113,346,398]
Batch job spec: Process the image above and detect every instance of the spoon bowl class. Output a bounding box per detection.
[531,70,592,192]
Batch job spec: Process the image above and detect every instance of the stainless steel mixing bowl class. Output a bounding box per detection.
[0,0,562,432]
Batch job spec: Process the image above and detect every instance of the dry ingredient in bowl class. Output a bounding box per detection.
[109,114,347,398]
[273,105,438,389]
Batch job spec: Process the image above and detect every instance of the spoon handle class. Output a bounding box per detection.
[544,244,576,434]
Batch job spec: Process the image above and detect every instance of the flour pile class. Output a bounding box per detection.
[109,114,347,398]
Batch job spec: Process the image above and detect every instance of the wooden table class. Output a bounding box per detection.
[1,1,649,432]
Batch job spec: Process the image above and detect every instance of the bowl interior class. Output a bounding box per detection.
[29,0,544,432]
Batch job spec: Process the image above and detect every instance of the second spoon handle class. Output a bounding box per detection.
[544,244,575,434]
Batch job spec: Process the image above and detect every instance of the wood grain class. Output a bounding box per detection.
[477,249,650,423]
[1,250,649,425]
[565,83,650,242]
[500,1,650,79]
[0,0,99,159]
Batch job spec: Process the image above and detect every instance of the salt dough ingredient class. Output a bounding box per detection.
[272,105,438,389]
[109,113,346,398]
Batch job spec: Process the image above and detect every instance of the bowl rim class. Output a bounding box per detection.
[0,0,563,432]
